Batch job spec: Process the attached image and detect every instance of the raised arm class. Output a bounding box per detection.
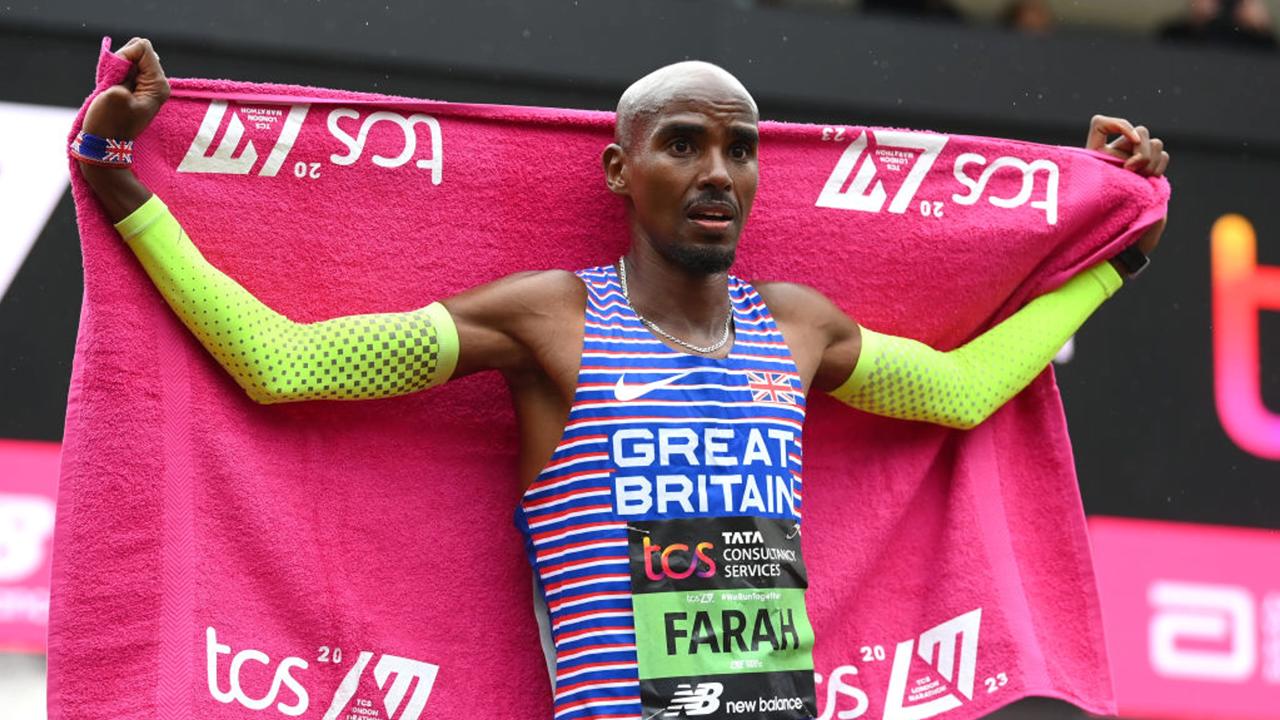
[826,261,1124,428]
[774,121,1169,429]
[108,196,461,403]
[77,39,567,404]
[773,114,1170,429]
[763,255,1123,430]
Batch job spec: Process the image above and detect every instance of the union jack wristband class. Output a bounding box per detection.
[69,131,134,167]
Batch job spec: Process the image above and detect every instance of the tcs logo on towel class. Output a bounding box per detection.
[178,101,442,184]
[205,626,440,719]
[812,608,988,720]
[815,128,1059,225]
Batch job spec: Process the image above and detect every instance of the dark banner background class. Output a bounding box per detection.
[1,2,1277,717]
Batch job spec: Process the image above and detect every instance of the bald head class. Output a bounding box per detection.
[615,61,758,149]
[601,60,760,277]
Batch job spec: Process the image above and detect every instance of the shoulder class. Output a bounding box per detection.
[502,269,588,301]
[475,268,586,303]
[752,280,845,324]
[752,279,860,353]
[441,268,586,327]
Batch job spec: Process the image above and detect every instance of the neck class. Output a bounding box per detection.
[621,242,731,344]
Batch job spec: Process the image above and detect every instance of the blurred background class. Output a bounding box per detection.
[1,0,1277,718]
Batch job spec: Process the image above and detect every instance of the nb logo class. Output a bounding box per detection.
[664,682,724,717]
[178,101,309,176]
[951,153,1059,225]
[815,130,948,214]
[883,608,982,720]
[322,650,441,720]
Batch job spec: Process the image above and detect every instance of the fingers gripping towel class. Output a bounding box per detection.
[52,38,1169,720]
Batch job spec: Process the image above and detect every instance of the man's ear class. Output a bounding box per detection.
[602,143,629,196]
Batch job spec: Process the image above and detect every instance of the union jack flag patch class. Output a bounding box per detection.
[747,371,798,405]
[102,138,134,164]
[69,131,134,167]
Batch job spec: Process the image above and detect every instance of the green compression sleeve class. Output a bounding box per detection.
[116,195,459,404]
[829,262,1123,429]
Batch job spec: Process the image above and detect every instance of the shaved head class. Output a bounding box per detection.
[615,61,758,149]
[602,60,761,278]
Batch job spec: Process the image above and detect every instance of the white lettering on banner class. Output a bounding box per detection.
[0,587,48,623]
[951,153,1059,225]
[178,101,309,176]
[813,665,870,720]
[206,626,310,716]
[1264,593,1280,683]
[322,650,440,720]
[327,109,443,184]
[1149,581,1257,681]
[0,102,78,302]
[815,131,948,214]
[883,608,982,720]
[0,494,55,582]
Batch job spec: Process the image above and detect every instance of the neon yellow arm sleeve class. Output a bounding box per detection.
[115,195,459,404]
[829,262,1123,429]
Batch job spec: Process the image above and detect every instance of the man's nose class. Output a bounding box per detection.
[698,150,733,192]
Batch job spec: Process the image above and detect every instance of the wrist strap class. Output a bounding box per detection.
[70,131,134,168]
[1112,244,1150,279]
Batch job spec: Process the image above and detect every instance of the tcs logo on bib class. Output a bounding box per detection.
[642,536,717,581]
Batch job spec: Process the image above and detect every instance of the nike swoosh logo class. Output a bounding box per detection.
[613,369,697,402]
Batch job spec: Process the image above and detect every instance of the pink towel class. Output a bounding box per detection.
[51,38,1169,720]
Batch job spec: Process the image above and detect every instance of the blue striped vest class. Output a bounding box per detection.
[517,264,816,720]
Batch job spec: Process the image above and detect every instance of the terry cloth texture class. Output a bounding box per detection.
[50,37,1169,720]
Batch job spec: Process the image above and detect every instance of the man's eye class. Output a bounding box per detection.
[730,144,753,160]
[671,139,693,154]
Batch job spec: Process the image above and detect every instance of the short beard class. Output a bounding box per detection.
[660,242,736,276]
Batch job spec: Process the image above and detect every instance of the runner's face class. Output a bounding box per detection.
[625,89,759,274]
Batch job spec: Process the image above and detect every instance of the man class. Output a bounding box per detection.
[76,37,1167,720]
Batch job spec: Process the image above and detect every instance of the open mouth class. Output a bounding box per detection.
[686,202,737,231]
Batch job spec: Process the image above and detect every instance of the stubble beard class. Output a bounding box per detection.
[659,240,737,276]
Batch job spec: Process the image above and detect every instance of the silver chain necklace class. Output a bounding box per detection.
[617,256,733,355]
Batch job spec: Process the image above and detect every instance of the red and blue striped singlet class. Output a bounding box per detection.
[517,265,818,720]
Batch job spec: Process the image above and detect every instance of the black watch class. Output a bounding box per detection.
[1113,245,1150,279]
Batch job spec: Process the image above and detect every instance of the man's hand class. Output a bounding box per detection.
[1086,114,1169,177]
[78,38,170,222]
[83,37,171,139]
[1086,114,1169,261]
